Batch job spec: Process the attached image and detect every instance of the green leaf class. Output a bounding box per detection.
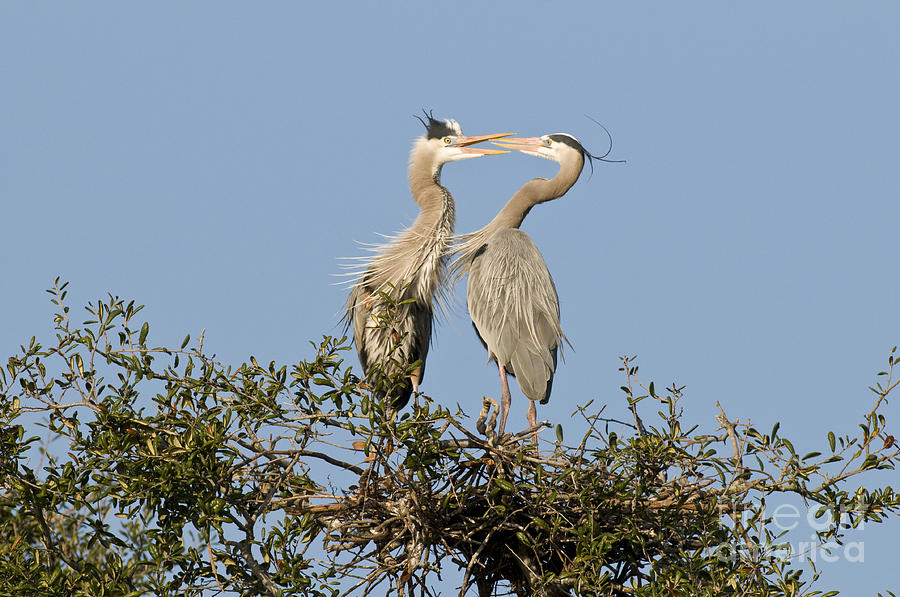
[531,516,551,532]
[556,424,564,443]
[782,438,795,454]
[828,431,836,452]
[139,322,149,345]
[494,478,516,493]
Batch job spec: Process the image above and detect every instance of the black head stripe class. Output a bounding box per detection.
[548,129,625,176]
[415,109,457,140]
[549,133,594,174]
[548,133,587,157]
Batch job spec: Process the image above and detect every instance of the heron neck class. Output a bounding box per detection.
[450,154,584,282]
[408,160,455,240]
[486,154,583,233]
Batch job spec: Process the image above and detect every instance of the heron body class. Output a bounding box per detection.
[453,133,590,434]
[467,228,559,404]
[346,114,509,409]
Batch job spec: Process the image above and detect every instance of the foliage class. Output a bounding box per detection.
[1,280,898,596]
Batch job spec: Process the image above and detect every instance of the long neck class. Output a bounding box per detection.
[450,153,583,280]
[485,153,583,235]
[349,141,456,315]
[408,156,455,240]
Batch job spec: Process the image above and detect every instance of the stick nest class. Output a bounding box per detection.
[305,399,735,597]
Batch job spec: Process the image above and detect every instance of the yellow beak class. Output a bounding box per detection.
[456,132,515,155]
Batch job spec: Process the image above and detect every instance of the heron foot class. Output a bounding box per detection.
[476,396,499,442]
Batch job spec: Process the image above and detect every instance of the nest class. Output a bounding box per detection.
[301,399,732,597]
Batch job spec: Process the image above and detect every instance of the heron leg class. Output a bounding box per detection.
[498,364,511,437]
[410,368,421,407]
[527,400,537,428]
[527,399,538,446]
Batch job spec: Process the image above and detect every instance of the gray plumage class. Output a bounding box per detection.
[467,229,560,404]
[452,133,589,434]
[344,115,509,408]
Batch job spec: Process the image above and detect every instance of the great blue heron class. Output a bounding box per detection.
[346,113,510,409]
[452,133,596,436]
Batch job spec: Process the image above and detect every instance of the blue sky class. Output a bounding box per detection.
[2,2,898,593]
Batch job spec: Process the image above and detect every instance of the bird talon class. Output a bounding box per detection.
[475,396,500,441]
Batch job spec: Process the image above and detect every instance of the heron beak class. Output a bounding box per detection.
[491,137,546,151]
[456,132,514,155]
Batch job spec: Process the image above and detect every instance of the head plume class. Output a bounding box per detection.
[579,116,626,174]
[414,109,462,140]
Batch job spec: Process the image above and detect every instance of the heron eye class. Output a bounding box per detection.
[443,137,452,145]
[546,139,552,146]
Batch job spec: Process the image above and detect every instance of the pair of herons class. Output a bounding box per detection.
[347,112,607,438]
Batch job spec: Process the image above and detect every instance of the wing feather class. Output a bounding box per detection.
[467,229,565,403]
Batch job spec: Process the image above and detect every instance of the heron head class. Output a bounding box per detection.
[414,110,512,165]
[492,133,588,165]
